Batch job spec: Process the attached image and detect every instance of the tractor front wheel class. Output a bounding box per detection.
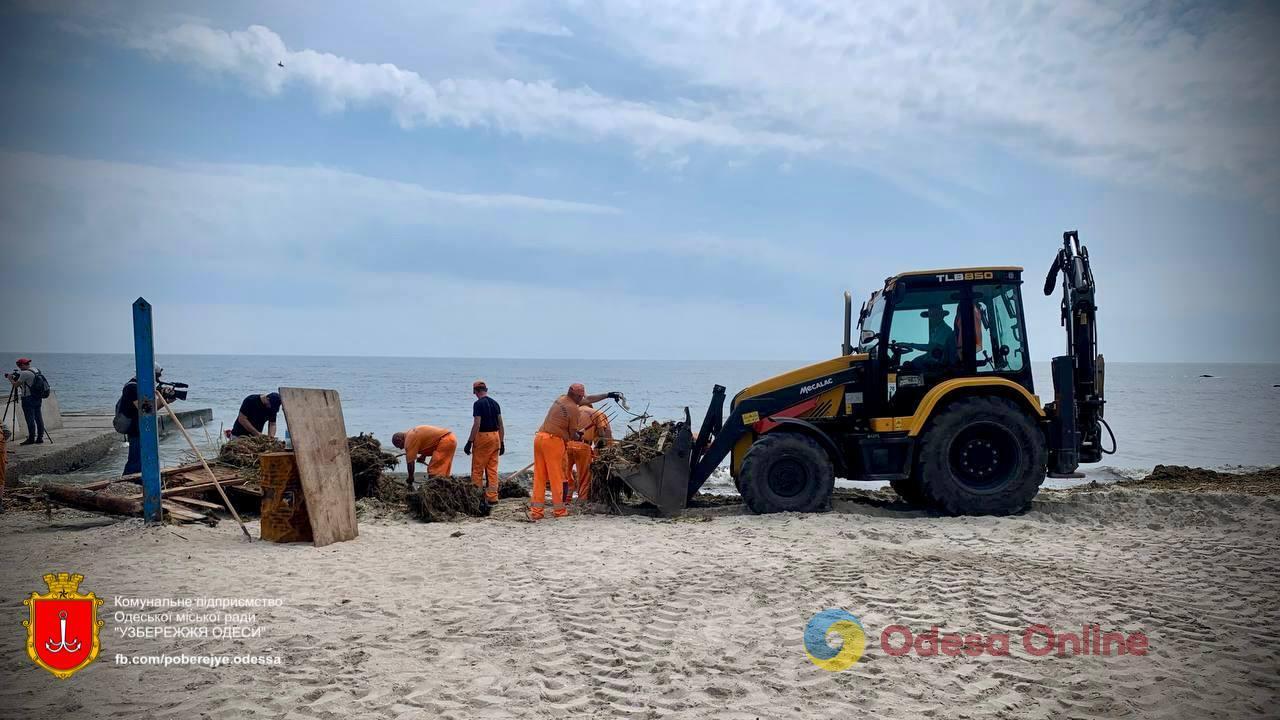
[917,397,1046,515]
[739,432,834,514]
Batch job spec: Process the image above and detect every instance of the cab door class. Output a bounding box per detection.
[882,284,973,418]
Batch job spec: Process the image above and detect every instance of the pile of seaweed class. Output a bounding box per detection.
[215,436,286,481]
[1116,465,1280,495]
[406,476,492,523]
[213,434,398,496]
[588,420,678,513]
[348,433,399,498]
[498,477,526,499]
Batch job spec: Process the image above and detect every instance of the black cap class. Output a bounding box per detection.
[267,392,283,411]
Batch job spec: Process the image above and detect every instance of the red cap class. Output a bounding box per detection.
[15,358,31,365]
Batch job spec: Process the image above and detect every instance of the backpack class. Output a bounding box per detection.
[113,381,135,434]
[30,370,51,399]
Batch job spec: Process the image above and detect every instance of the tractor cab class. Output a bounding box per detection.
[856,267,1033,420]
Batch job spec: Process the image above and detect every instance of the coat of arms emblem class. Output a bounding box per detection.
[23,573,105,679]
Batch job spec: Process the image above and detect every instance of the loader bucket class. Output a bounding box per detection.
[611,421,692,516]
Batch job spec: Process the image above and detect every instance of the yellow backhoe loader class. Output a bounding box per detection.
[615,230,1113,516]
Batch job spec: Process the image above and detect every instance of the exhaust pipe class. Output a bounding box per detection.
[842,291,853,356]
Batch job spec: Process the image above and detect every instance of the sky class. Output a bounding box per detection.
[0,0,1277,362]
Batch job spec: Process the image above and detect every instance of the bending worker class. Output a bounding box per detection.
[565,404,612,502]
[392,425,457,488]
[464,380,504,504]
[231,392,283,438]
[531,383,622,520]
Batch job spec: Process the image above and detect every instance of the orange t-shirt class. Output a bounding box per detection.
[405,425,452,460]
[579,406,611,443]
[537,395,582,440]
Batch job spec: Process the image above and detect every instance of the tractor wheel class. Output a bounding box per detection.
[917,397,1046,516]
[739,432,834,514]
[889,473,932,507]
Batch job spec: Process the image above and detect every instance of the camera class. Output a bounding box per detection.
[157,381,189,402]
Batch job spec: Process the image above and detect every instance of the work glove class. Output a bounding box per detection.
[464,440,473,455]
[499,442,505,455]
[607,391,623,401]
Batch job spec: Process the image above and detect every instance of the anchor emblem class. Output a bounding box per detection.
[45,610,82,653]
[23,572,104,679]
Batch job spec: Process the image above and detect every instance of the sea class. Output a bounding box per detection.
[6,354,1279,491]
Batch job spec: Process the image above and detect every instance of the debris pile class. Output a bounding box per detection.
[216,436,285,481]
[406,476,492,523]
[347,434,399,498]
[498,477,526,499]
[1117,465,1280,495]
[589,420,679,513]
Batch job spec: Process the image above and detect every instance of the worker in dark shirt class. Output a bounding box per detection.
[464,380,504,503]
[231,392,283,438]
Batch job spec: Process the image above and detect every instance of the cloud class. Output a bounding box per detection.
[127,23,819,157]
[109,2,1280,208]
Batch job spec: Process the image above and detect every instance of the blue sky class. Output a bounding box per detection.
[0,0,1277,361]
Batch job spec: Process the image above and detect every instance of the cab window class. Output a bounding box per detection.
[858,295,885,353]
[973,283,1026,373]
[886,288,962,370]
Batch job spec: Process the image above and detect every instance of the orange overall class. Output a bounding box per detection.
[565,440,592,501]
[567,406,610,501]
[405,425,456,478]
[472,431,501,502]
[531,395,580,519]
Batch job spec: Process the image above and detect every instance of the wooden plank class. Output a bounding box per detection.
[83,462,209,491]
[161,500,213,524]
[168,495,223,511]
[278,387,357,547]
[159,476,246,498]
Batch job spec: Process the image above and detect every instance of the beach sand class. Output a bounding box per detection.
[2,483,1278,719]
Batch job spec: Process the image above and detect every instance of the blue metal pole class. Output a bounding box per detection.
[132,298,162,523]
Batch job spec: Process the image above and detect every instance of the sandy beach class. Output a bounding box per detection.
[2,480,1278,720]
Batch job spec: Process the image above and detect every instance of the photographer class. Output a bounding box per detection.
[230,392,283,438]
[7,358,47,446]
[117,365,164,476]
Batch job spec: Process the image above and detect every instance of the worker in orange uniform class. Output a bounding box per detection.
[464,380,504,503]
[565,404,612,502]
[531,383,622,520]
[392,425,457,488]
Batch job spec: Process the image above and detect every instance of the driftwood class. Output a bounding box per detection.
[43,485,142,516]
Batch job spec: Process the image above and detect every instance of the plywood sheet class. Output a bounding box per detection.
[278,388,357,546]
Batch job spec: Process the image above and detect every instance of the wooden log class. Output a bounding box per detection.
[44,484,142,516]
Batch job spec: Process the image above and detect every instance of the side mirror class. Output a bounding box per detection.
[860,329,878,344]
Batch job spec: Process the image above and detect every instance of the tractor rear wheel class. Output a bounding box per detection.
[739,432,834,514]
[917,397,1046,515]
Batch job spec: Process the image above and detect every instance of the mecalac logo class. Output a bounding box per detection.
[23,573,104,679]
[799,378,835,395]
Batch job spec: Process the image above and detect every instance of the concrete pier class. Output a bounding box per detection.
[3,406,213,485]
